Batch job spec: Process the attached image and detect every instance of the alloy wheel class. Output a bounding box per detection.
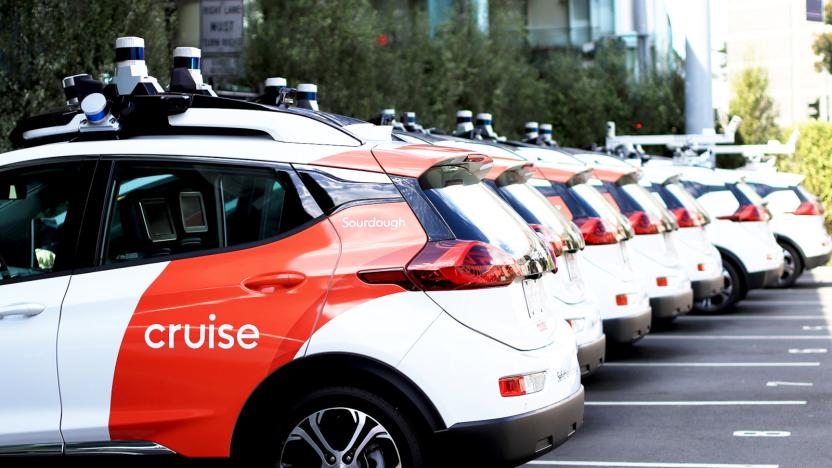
[694,266,733,312]
[777,246,796,286]
[280,407,402,468]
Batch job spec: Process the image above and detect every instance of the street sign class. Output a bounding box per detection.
[807,0,823,22]
[200,0,244,80]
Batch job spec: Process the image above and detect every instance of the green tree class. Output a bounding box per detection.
[812,2,832,74]
[728,66,780,144]
[0,0,176,152]
[777,121,832,230]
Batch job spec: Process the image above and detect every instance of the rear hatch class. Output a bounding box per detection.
[370,147,562,351]
[415,165,560,350]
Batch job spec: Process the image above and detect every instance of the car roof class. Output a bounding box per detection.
[735,169,805,188]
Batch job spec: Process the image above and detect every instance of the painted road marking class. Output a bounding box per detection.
[646,335,832,340]
[733,431,791,437]
[528,461,779,468]
[604,362,820,367]
[766,381,813,387]
[788,348,828,354]
[585,401,806,406]
[680,315,825,320]
[802,325,828,330]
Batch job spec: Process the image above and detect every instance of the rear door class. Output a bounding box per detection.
[58,157,340,456]
[0,159,95,452]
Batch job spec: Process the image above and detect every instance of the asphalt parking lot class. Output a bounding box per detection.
[528,267,832,468]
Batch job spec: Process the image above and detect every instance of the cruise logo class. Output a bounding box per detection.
[144,314,260,350]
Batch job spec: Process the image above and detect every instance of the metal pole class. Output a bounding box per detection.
[684,0,714,134]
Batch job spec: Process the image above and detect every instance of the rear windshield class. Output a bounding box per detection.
[645,183,683,210]
[681,180,728,198]
[571,182,625,225]
[796,185,814,202]
[731,181,766,206]
[531,178,599,220]
[751,182,813,204]
[494,181,583,248]
[666,183,709,217]
[620,182,668,219]
[420,166,544,259]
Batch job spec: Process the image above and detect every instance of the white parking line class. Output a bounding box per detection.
[604,362,820,367]
[528,461,779,468]
[766,381,813,387]
[585,401,806,406]
[645,335,832,340]
[679,315,826,320]
[787,348,828,354]
[733,431,791,437]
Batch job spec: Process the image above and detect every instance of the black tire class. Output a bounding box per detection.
[693,257,745,313]
[240,386,425,468]
[774,241,803,288]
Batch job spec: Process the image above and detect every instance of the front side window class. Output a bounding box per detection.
[104,161,319,265]
[0,161,94,283]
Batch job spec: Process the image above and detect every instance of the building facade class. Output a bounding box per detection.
[716,0,832,126]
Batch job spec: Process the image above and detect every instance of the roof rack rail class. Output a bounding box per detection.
[9,92,384,149]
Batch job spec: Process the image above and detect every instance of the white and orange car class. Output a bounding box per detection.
[396,134,607,376]
[0,40,584,466]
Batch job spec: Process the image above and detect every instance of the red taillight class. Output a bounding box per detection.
[406,240,520,291]
[529,223,564,264]
[656,277,668,287]
[574,217,619,245]
[718,204,769,222]
[697,263,706,272]
[357,269,418,291]
[498,372,546,397]
[499,376,526,397]
[627,211,661,235]
[672,207,703,228]
[791,201,823,216]
[615,294,628,306]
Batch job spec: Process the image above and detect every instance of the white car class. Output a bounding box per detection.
[640,166,725,303]
[0,37,584,465]
[740,170,832,287]
[394,134,607,375]
[510,146,652,343]
[664,164,785,311]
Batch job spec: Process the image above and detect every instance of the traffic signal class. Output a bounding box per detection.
[808,98,820,119]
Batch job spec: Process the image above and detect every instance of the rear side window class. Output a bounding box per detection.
[420,165,544,260]
[0,161,94,283]
[103,161,320,264]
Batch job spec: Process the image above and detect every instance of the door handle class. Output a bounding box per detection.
[243,272,307,293]
[0,303,46,319]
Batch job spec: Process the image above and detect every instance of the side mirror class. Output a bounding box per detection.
[0,182,26,200]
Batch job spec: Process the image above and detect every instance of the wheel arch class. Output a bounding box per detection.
[774,234,807,265]
[715,246,748,289]
[230,352,446,455]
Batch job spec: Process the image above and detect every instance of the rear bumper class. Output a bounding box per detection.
[603,307,652,344]
[435,386,584,467]
[805,251,832,270]
[649,289,694,319]
[692,276,723,300]
[577,334,606,376]
[747,265,784,289]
